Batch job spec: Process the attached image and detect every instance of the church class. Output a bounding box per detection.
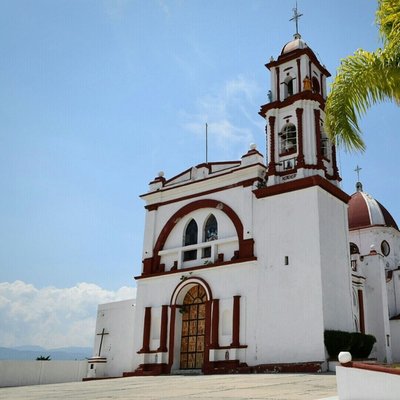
[87,26,400,378]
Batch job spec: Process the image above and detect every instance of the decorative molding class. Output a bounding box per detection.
[137,255,257,281]
[266,48,331,78]
[211,299,219,348]
[259,91,325,117]
[143,170,265,211]
[139,307,151,353]
[267,116,276,175]
[170,277,213,306]
[157,305,169,352]
[253,175,351,204]
[231,295,241,347]
[314,109,323,169]
[295,108,305,167]
[141,199,255,276]
[296,59,301,93]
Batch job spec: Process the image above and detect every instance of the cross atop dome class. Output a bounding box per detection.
[354,165,363,192]
[289,2,303,39]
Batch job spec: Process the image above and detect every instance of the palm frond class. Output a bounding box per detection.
[325,49,400,151]
[376,0,400,45]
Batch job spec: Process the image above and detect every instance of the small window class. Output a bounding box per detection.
[350,242,359,255]
[279,123,297,154]
[183,219,198,261]
[381,240,390,256]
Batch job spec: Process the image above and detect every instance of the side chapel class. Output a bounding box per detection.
[88,25,400,378]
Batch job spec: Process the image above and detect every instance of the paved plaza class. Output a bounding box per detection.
[0,373,338,400]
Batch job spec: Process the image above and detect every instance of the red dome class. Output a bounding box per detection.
[348,189,398,231]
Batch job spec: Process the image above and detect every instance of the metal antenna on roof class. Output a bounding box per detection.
[205,123,208,164]
[289,1,303,38]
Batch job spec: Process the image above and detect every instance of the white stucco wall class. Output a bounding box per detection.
[0,360,87,387]
[361,255,392,363]
[92,299,136,377]
[349,227,400,271]
[317,188,354,332]
[336,365,400,400]
[132,182,354,371]
[390,320,400,362]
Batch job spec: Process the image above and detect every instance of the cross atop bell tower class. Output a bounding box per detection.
[259,25,340,188]
[289,2,303,38]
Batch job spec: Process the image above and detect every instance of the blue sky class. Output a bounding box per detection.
[0,0,399,347]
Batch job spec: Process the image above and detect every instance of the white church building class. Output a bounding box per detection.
[88,32,400,378]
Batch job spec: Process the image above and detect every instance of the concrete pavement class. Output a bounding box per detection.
[0,373,338,400]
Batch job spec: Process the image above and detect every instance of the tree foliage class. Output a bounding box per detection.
[36,355,51,361]
[325,0,400,151]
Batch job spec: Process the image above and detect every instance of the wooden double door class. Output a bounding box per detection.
[180,285,206,369]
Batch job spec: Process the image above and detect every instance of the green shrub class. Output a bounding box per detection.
[324,330,376,360]
[324,330,352,359]
[350,332,376,358]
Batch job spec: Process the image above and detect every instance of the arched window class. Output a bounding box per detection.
[183,219,198,261]
[204,214,218,242]
[279,123,297,154]
[202,214,218,258]
[284,76,294,99]
[312,77,320,94]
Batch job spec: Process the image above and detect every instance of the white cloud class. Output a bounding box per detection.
[157,0,170,17]
[181,75,265,158]
[0,281,136,349]
[102,0,131,20]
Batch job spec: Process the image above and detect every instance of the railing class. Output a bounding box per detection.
[158,237,238,270]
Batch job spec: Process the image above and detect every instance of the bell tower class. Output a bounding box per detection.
[259,23,340,187]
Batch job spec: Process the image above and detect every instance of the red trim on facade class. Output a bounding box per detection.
[203,300,212,373]
[276,67,280,102]
[267,116,276,175]
[139,307,151,353]
[331,144,340,180]
[169,277,213,306]
[145,176,261,212]
[141,162,265,202]
[123,363,169,376]
[157,305,168,352]
[231,295,241,347]
[266,48,331,78]
[357,289,366,334]
[259,90,325,117]
[314,109,323,169]
[296,59,301,93]
[149,176,166,186]
[211,299,219,349]
[343,361,400,376]
[168,305,176,370]
[295,108,305,167]
[137,255,257,281]
[141,199,254,276]
[320,74,324,98]
[241,148,263,159]
[253,175,351,204]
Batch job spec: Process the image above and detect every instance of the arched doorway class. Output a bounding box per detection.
[180,284,207,369]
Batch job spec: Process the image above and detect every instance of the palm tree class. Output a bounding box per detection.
[325,0,400,151]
